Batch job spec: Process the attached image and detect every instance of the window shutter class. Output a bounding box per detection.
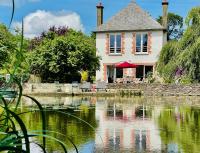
[147,32,152,54]
[106,34,109,55]
[121,33,125,54]
[132,32,136,54]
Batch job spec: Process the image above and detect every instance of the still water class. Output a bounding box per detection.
[21,96,200,153]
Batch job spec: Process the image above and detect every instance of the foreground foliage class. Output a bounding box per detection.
[157,7,200,83]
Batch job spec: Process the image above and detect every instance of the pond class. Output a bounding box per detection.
[20,96,200,153]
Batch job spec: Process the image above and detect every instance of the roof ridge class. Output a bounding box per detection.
[130,0,136,4]
[95,1,164,32]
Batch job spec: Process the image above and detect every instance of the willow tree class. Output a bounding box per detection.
[157,7,200,83]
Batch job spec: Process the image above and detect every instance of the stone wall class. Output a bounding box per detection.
[23,83,81,94]
[108,83,200,96]
[23,83,200,96]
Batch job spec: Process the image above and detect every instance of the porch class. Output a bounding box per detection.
[104,64,155,83]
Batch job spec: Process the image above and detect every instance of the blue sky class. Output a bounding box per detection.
[0,0,199,37]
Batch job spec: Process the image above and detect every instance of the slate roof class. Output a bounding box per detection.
[95,0,164,32]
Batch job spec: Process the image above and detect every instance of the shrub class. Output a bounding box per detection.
[180,75,193,85]
[81,70,88,82]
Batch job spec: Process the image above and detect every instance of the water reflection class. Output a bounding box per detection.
[158,106,200,153]
[21,96,200,153]
[95,101,161,153]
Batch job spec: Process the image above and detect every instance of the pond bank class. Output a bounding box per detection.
[23,83,200,97]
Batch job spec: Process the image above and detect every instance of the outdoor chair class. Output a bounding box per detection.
[115,78,123,83]
[123,76,131,84]
[143,78,148,83]
[96,81,107,92]
[134,78,145,83]
[133,78,140,84]
[80,82,91,92]
[72,81,79,88]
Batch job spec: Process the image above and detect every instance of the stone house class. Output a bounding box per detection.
[94,0,168,83]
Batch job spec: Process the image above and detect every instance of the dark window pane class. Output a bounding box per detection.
[136,46,141,52]
[136,65,144,79]
[110,35,115,47]
[135,130,147,152]
[116,48,121,53]
[116,35,121,53]
[136,34,141,52]
[116,68,123,78]
[143,34,148,52]
[145,66,153,78]
[116,35,121,48]
[110,35,115,53]
[110,48,115,53]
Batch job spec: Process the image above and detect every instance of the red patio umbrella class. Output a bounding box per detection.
[115,61,138,68]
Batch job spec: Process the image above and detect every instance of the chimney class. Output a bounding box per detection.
[96,2,104,26]
[162,0,168,30]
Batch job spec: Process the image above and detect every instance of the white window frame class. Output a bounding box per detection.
[136,33,148,54]
[109,34,122,54]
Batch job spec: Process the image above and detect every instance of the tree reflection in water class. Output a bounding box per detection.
[157,106,200,153]
[19,103,97,152]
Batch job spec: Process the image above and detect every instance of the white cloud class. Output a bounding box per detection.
[0,0,11,6]
[13,10,84,38]
[0,0,40,7]
[29,0,40,2]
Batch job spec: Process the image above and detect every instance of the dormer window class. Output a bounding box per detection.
[136,33,148,53]
[110,34,121,54]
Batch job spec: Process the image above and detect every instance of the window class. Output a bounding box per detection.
[145,66,153,77]
[136,65,153,79]
[136,65,144,79]
[135,130,147,152]
[116,68,123,78]
[109,34,121,54]
[136,34,148,53]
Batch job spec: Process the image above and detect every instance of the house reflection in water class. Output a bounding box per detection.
[95,101,161,152]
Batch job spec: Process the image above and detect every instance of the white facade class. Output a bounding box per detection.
[96,30,164,82]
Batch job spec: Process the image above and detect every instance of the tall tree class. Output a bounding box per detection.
[29,27,100,83]
[157,12,183,40]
